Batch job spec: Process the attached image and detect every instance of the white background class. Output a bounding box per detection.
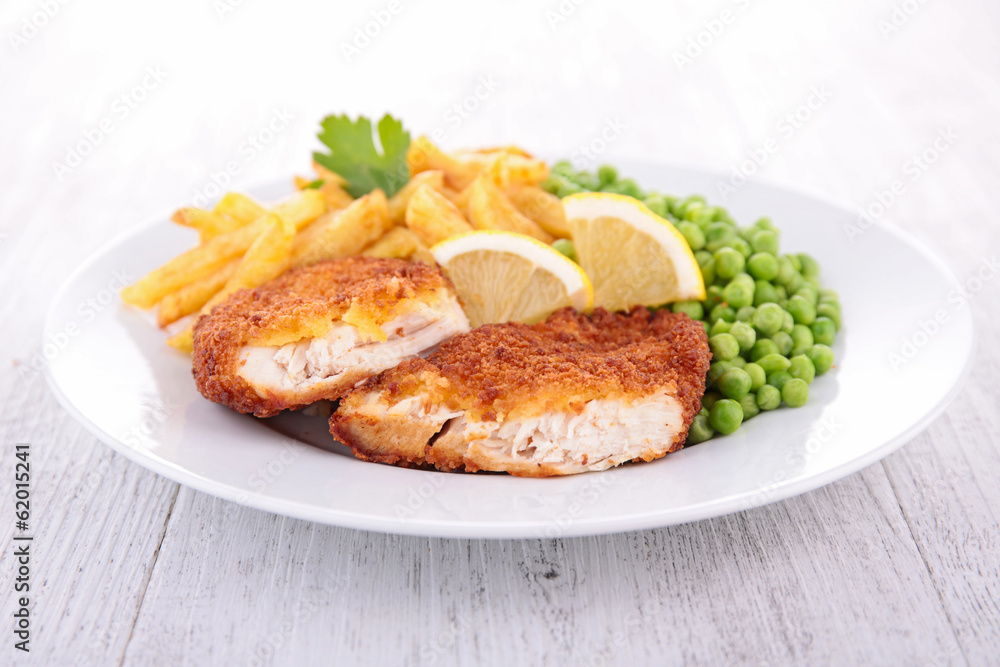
[2,0,999,665]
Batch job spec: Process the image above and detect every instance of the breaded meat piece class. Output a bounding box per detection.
[193,257,469,417]
[330,307,711,476]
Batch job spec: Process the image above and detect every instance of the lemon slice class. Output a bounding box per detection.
[431,230,594,328]
[563,192,706,312]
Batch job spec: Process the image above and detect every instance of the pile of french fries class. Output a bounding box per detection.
[121,137,569,353]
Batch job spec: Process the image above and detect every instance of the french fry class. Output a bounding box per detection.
[171,208,231,242]
[406,136,480,190]
[122,219,269,309]
[168,213,297,353]
[156,258,239,327]
[214,193,266,228]
[506,184,570,238]
[214,213,295,301]
[296,175,354,211]
[362,227,425,261]
[468,176,554,243]
[488,153,549,188]
[387,170,446,223]
[291,190,390,267]
[123,191,323,310]
[166,328,194,354]
[272,189,327,231]
[318,182,354,211]
[446,184,473,217]
[312,161,348,188]
[404,185,473,247]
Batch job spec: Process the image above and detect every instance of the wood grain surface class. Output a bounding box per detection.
[1,0,998,664]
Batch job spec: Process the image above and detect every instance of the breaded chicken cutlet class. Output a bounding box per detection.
[330,307,711,476]
[192,257,469,417]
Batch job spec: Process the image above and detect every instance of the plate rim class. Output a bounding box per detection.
[43,166,978,539]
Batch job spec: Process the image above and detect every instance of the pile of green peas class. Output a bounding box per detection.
[543,162,842,444]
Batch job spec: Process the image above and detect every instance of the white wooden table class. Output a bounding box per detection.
[2,0,999,664]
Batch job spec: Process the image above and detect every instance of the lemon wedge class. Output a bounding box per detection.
[563,192,706,312]
[431,230,593,328]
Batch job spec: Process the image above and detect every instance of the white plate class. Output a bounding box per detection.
[44,164,975,539]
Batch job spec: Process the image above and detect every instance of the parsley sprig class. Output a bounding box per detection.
[313,113,411,198]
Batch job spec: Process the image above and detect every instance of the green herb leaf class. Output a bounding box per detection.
[313,113,411,198]
[303,179,325,190]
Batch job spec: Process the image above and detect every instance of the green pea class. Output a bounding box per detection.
[752,303,784,336]
[618,178,642,198]
[729,321,757,351]
[798,253,821,278]
[782,378,809,407]
[597,164,618,185]
[767,370,793,391]
[710,304,736,323]
[790,324,814,356]
[781,310,795,334]
[709,333,740,361]
[739,392,760,420]
[678,221,706,251]
[718,368,752,400]
[557,181,584,197]
[775,285,788,300]
[706,224,737,252]
[709,319,732,337]
[750,339,780,362]
[744,362,766,390]
[788,354,816,384]
[700,321,710,335]
[811,317,836,346]
[751,230,780,255]
[573,172,601,191]
[714,208,735,224]
[540,175,564,195]
[757,353,791,374]
[707,362,732,385]
[754,217,779,234]
[788,254,803,272]
[552,239,576,262]
[807,344,835,375]
[672,300,704,320]
[736,305,756,322]
[731,237,753,259]
[793,289,817,309]
[702,391,722,411]
[756,385,781,411]
[777,256,797,284]
[786,295,816,325]
[729,355,746,369]
[817,302,841,330]
[723,280,754,309]
[552,161,574,177]
[770,331,793,356]
[783,272,805,294]
[713,248,746,280]
[695,249,713,265]
[753,281,779,306]
[746,252,780,281]
[644,195,668,218]
[705,285,724,309]
[818,288,839,302]
[709,399,744,435]
[686,414,715,444]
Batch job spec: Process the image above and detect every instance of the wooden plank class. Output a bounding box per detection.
[120,465,962,666]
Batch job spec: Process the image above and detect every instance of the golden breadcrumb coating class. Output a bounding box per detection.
[330,307,711,474]
[192,257,457,417]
